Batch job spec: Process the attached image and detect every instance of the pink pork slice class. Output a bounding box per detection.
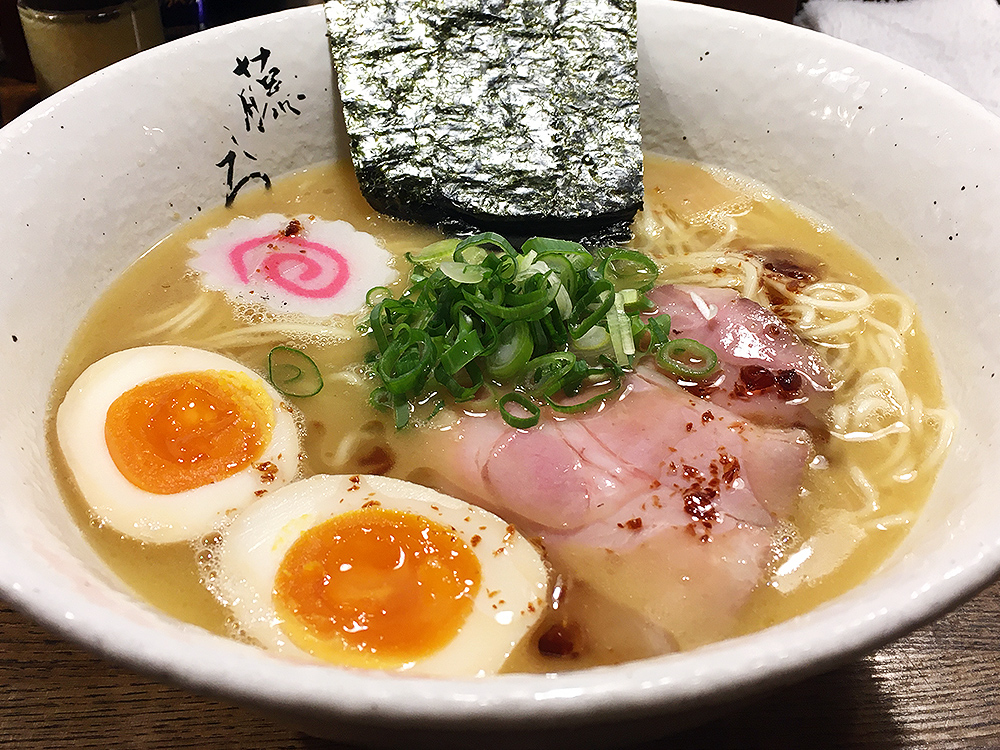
[421,366,811,649]
[645,284,833,430]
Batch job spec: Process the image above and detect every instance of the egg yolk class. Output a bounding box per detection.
[105,370,274,494]
[273,506,482,669]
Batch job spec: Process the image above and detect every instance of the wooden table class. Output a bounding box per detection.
[2,579,1000,749]
[0,77,38,125]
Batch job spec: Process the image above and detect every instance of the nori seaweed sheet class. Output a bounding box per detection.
[325,0,642,243]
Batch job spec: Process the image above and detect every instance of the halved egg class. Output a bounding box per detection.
[208,473,550,677]
[56,345,300,543]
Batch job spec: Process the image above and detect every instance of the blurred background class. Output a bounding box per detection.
[0,0,801,126]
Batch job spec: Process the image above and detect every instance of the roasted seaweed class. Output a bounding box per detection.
[325,0,642,243]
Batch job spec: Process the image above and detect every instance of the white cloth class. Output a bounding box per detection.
[795,0,1000,117]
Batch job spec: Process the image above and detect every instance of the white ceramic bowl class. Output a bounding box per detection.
[2,2,999,747]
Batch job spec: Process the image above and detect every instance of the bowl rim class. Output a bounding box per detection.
[3,0,1000,730]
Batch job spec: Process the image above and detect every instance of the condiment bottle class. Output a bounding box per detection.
[17,0,164,97]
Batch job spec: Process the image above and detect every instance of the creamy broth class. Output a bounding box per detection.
[48,156,951,670]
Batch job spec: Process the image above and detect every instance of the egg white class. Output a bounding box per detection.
[56,345,300,544]
[209,473,551,677]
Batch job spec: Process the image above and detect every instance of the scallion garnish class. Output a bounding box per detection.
[655,338,719,380]
[267,346,323,398]
[498,392,541,429]
[600,248,659,292]
[363,232,719,428]
[485,320,533,380]
[647,313,672,346]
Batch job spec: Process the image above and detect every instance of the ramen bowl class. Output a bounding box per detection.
[1,2,999,747]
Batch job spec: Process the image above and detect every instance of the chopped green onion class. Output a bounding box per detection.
[521,352,577,397]
[435,361,484,402]
[453,303,498,357]
[522,237,593,271]
[464,282,557,321]
[538,253,578,298]
[606,292,637,367]
[521,237,582,254]
[546,374,622,414]
[485,321,534,381]
[599,248,660,293]
[572,324,611,353]
[570,280,614,339]
[619,288,639,308]
[439,325,485,375]
[267,346,323,398]
[553,284,573,319]
[456,232,518,257]
[439,261,487,284]
[408,238,459,268]
[363,232,718,428]
[365,286,392,306]
[453,243,490,266]
[655,338,719,380]
[616,291,636,357]
[368,300,391,351]
[377,326,435,395]
[499,392,540,429]
[647,314,672,346]
[392,397,411,429]
[557,358,593,396]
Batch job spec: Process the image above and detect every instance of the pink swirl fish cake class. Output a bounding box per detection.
[188,214,397,319]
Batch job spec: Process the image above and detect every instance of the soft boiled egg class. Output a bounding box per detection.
[56,345,300,544]
[208,473,551,677]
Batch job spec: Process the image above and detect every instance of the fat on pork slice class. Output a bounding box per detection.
[645,284,834,431]
[420,290,829,649]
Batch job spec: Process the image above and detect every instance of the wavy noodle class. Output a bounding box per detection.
[142,294,215,339]
[132,285,358,355]
[197,321,354,350]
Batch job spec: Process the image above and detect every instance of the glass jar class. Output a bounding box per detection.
[17,0,164,97]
